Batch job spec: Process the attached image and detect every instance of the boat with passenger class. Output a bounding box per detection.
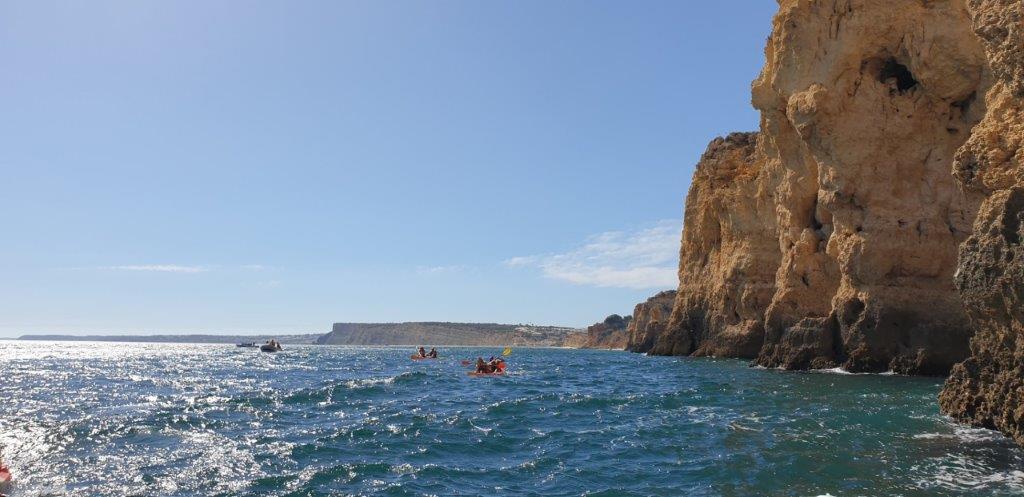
[410,347,438,360]
[260,340,283,352]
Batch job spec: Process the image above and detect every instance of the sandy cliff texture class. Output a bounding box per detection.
[752,0,987,374]
[651,0,994,375]
[939,0,1024,445]
[560,331,590,349]
[579,314,632,349]
[647,134,779,358]
[625,290,677,353]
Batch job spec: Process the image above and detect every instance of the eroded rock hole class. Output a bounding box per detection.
[952,92,976,114]
[839,297,866,326]
[879,58,918,92]
[1001,189,1024,246]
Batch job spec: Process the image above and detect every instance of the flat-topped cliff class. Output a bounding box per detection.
[18,334,322,344]
[317,322,582,347]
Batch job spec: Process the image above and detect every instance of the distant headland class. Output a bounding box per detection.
[18,333,323,344]
[17,322,594,348]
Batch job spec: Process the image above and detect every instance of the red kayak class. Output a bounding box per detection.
[0,463,12,495]
[468,361,507,376]
[410,355,437,361]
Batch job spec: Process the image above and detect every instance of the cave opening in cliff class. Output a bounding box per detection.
[878,58,918,93]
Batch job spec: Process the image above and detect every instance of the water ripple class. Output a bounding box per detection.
[1,342,1023,496]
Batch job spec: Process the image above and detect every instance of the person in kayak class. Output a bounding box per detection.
[489,357,506,373]
[474,357,506,374]
[417,347,427,358]
[475,357,494,374]
[427,347,437,358]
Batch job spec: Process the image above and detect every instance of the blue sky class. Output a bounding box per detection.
[0,1,776,336]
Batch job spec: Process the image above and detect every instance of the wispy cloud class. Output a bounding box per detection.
[505,220,681,289]
[83,264,276,274]
[103,264,209,273]
[415,265,468,275]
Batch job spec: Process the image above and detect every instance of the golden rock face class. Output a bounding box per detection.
[751,0,987,375]
[644,0,1008,376]
[625,290,677,353]
[940,0,1024,446]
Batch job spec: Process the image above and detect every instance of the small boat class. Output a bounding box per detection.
[467,371,506,377]
[260,344,282,352]
[236,342,257,348]
[410,355,437,360]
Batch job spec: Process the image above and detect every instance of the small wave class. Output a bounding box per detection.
[810,367,899,376]
[728,421,762,433]
[917,458,1024,492]
[282,371,427,405]
[469,421,492,435]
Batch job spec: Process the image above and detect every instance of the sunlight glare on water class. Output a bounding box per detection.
[1,341,1023,496]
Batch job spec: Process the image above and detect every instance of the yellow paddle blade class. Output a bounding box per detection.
[502,347,512,356]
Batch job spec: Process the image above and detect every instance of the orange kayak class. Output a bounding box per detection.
[0,464,11,494]
[467,371,506,377]
[410,355,437,360]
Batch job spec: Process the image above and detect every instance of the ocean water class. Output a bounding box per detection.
[1,342,1023,497]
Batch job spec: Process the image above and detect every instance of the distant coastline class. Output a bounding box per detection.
[318,322,584,347]
[17,334,322,344]
[16,321,590,348]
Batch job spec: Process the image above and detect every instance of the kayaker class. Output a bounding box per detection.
[488,357,505,373]
[417,347,427,358]
[475,357,494,374]
[428,347,437,358]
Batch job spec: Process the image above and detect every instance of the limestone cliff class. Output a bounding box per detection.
[751,0,986,374]
[579,314,632,349]
[625,290,676,353]
[651,0,993,375]
[939,0,1024,445]
[560,331,590,349]
[647,134,778,359]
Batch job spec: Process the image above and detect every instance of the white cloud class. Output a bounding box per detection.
[415,265,468,275]
[505,220,681,289]
[503,256,539,267]
[104,264,208,273]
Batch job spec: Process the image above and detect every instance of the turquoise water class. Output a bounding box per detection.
[1,342,1023,496]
